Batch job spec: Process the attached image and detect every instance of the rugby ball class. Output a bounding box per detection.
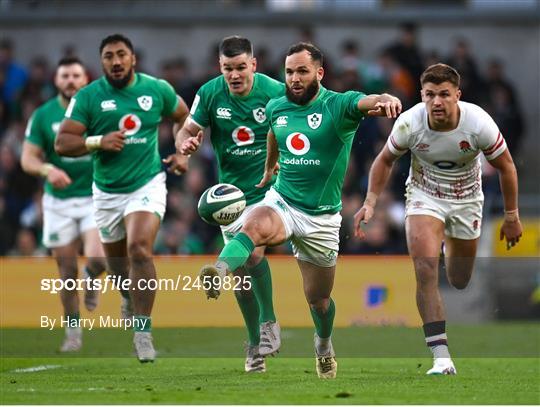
[197,184,246,226]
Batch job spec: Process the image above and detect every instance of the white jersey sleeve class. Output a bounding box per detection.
[476,110,506,160]
[387,110,412,156]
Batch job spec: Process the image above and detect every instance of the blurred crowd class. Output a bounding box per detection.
[0,24,525,256]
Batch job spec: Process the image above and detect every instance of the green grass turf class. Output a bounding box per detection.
[1,325,539,404]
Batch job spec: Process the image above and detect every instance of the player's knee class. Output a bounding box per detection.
[127,239,152,262]
[242,218,272,245]
[415,266,438,288]
[57,259,78,280]
[86,257,106,274]
[447,274,470,290]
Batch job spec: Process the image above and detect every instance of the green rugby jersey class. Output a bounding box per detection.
[25,95,93,199]
[190,73,285,205]
[266,87,365,215]
[66,73,179,193]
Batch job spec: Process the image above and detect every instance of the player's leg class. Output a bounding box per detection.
[92,187,132,318]
[80,226,106,311]
[124,211,161,363]
[406,215,456,375]
[232,265,265,373]
[443,201,482,290]
[292,207,341,379]
[102,239,132,318]
[406,215,446,322]
[42,195,83,351]
[52,241,83,352]
[246,247,280,357]
[297,259,337,379]
[444,237,479,289]
[200,205,287,299]
[219,206,279,371]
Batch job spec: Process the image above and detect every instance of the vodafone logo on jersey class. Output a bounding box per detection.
[286,132,310,156]
[232,126,255,146]
[118,114,142,135]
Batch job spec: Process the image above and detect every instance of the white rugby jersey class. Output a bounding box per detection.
[387,101,506,202]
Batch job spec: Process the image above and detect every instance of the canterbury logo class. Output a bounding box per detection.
[101,100,116,111]
[216,107,232,119]
[276,116,288,127]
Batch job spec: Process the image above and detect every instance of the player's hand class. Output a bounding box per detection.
[353,204,375,239]
[272,162,280,175]
[47,166,72,189]
[367,95,402,118]
[255,170,274,188]
[101,130,126,152]
[179,131,203,155]
[499,218,523,250]
[163,153,189,176]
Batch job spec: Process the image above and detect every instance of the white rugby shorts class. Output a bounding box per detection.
[405,185,483,240]
[261,187,341,267]
[42,193,96,248]
[220,202,262,244]
[93,172,167,243]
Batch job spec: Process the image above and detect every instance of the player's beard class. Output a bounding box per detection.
[105,68,134,89]
[59,87,76,102]
[286,78,319,105]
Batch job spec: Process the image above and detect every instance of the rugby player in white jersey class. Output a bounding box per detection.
[354,63,522,375]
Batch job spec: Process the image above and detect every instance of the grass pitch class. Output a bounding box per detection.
[1,325,539,404]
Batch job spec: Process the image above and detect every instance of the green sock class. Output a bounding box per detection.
[218,232,255,272]
[235,291,260,346]
[310,298,335,339]
[247,257,276,323]
[133,315,151,332]
[120,290,130,301]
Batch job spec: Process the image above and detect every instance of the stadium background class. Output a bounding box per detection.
[1,0,539,327]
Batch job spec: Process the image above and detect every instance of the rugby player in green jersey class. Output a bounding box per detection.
[177,36,283,373]
[22,57,106,353]
[199,42,401,378]
[56,34,190,362]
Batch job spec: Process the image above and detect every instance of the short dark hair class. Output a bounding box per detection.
[420,63,460,88]
[219,36,253,58]
[286,42,323,66]
[99,34,134,55]
[57,56,84,68]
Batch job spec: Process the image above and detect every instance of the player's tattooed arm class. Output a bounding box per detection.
[358,93,402,119]
[256,130,279,188]
[488,149,523,249]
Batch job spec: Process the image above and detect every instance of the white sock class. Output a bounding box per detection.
[431,344,451,359]
[65,326,82,338]
[315,334,332,356]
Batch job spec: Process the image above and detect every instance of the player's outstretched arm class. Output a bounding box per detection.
[256,130,279,188]
[353,144,399,239]
[488,149,523,250]
[21,142,72,189]
[175,118,203,156]
[357,93,402,119]
[56,119,126,156]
